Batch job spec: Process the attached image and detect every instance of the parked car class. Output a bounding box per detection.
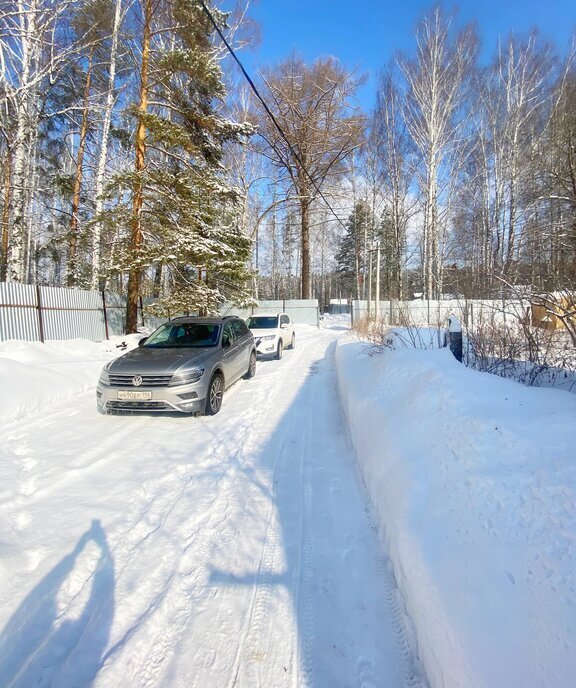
[97,316,256,415]
[245,312,295,360]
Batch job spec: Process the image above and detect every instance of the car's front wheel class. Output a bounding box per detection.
[276,340,283,360]
[244,351,256,379]
[204,373,224,415]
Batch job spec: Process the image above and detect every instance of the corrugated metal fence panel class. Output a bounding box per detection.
[219,299,320,326]
[0,285,321,343]
[351,299,528,328]
[218,303,253,320]
[282,299,319,327]
[40,286,106,341]
[103,291,126,337]
[0,282,41,342]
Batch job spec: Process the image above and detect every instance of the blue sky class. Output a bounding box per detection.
[235,0,575,110]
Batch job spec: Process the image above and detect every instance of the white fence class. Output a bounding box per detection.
[351,299,530,329]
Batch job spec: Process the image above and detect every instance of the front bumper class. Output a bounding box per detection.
[97,379,208,414]
[254,336,278,356]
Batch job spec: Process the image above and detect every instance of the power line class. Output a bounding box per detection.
[199,0,349,232]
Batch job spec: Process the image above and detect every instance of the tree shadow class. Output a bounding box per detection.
[0,519,115,688]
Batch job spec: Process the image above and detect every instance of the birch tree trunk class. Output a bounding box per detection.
[399,7,477,299]
[1,146,12,281]
[91,0,123,290]
[8,0,36,282]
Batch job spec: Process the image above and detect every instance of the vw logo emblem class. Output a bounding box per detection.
[132,375,143,387]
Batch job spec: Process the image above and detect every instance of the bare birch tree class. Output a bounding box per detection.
[373,67,419,299]
[398,7,477,298]
[0,0,78,282]
[91,0,125,290]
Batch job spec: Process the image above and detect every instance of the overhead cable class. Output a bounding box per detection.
[199,0,349,232]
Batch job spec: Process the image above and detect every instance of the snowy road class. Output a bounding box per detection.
[0,324,424,687]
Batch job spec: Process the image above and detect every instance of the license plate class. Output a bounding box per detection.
[117,390,152,401]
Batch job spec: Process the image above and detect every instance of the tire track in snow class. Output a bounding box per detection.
[220,346,315,687]
[100,342,310,686]
[104,439,252,686]
[296,353,321,688]
[2,415,145,512]
[1,326,428,688]
[333,343,429,688]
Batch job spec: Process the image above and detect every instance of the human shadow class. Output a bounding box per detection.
[0,519,115,688]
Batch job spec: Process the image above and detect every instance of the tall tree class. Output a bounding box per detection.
[398,7,477,298]
[335,201,374,299]
[90,0,125,289]
[109,0,254,332]
[257,55,364,299]
[0,0,77,282]
[373,67,419,299]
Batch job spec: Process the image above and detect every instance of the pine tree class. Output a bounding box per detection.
[104,0,254,331]
[335,201,374,299]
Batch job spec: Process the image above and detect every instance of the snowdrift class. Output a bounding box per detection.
[336,340,576,688]
[0,336,140,424]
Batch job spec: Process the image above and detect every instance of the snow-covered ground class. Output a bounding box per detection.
[1,319,575,687]
[338,339,576,688]
[0,323,424,688]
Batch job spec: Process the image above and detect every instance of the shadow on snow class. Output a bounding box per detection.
[0,519,114,688]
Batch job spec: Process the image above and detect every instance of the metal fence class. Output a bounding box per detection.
[351,298,529,329]
[0,283,320,343]
[0,283,166,343]
[219,299,320,327]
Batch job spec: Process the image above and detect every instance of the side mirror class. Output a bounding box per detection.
[280,323,288,329]
[138,337,148,347]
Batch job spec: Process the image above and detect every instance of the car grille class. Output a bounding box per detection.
[106,400,171,411]
[108,374,173,387]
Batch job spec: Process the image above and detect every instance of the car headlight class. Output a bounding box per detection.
[169,368,204,386]
[98,362,112,384]
[261,335,276,341]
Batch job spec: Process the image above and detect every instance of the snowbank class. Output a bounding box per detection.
[0,336,141,424]
[336,339,576,688]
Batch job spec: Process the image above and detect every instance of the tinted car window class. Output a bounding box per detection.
[246,316,279,329]
[231,319,249,338]
[222,323,234,344]
[144,323,220,348]
[280,315,290,326]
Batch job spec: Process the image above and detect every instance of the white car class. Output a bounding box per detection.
[246,312,295,360]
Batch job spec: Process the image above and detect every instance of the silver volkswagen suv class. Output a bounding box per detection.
[97,316,256,415]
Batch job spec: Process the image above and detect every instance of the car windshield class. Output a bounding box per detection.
[144,323,221,348]
[246,316,278,329]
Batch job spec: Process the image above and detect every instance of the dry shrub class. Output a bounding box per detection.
[467,316,576,388]
[352,312,444,354]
